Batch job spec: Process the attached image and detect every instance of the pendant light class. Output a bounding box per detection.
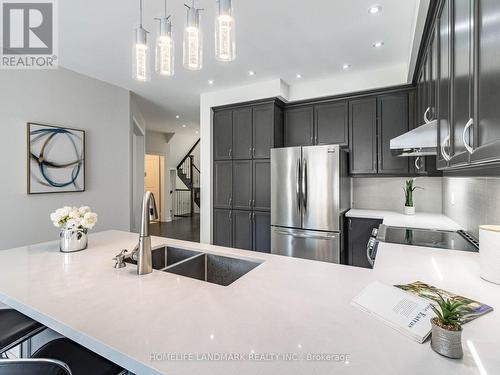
[215,0,235,61]
[183,0,203,70]
[155,0,175,76]
[133,0,151,81]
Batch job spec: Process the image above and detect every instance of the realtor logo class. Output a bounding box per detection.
[1,0,58,69]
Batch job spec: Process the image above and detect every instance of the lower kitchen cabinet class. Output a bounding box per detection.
[346,217,382,269]
[214,209,232,247]
[233,210,253,250]
[214,209,271,253]
[253,211,271,253]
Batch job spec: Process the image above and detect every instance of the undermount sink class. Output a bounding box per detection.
[164,253,262,286]
[125,246,200,270]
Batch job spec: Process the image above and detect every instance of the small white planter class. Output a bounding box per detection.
[404,206,415,215]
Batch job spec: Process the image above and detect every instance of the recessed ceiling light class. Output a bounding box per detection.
[182,124,187,128]
[208,80,214,85]
[248,70,256,76]
[175,115,180,119]
[296,73,302,79]
[368,5,382,14]
[373,41,384,48]
[342,63,350,70]
[195,130,199,134]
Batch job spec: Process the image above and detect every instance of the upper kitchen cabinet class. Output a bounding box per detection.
[284,106,314,146]
[449,0,474,167]
[213,110,233,160]
[437,0,452,169]
[349,98,378,175]
[471,0,500,165]
[232,107,253,159]
[213,100,284,161]
[253,104,283,159]
[377,93,410,175]
[314,101,349,146]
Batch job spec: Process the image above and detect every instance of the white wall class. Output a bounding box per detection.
[352,177,443,213]
[0,68,132,250]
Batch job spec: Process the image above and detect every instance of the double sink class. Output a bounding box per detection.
[125,247,262,286]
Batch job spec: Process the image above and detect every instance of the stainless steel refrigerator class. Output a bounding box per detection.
[270,145,350,263]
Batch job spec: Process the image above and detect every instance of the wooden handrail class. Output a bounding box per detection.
[177,139,200,170]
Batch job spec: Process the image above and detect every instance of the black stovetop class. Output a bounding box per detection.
[376,225,479,252]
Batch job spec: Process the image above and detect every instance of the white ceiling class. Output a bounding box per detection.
[59,0,423,134]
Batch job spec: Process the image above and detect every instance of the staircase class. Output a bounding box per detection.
[176,139,200,217]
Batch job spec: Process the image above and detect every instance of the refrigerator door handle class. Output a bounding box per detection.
[296,158,301,214]
[302,159,308,212]
[273,230,337,240]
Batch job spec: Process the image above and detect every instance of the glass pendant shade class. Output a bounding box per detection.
[155,18,175,76]
[215,0,235,61]
[183,5,203,70]
[133,27,151,81]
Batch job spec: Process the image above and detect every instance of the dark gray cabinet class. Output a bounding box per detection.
[349,98,377,174]
[437,0,451,169]
[284,106,314,146]
[377,94,410,175]
[214,209,232,247]
[213,110,233,160]
[253,211,271,253]
[233,210,253,250]
[471,0,500,165]
[253,160,270,211]
[314,101,348,146]
[232,107,253,160]
[449,0,473,167]
[232,160,253,210]
[214,161,232,209]
[347,217,382,269]
[253,104,282,159]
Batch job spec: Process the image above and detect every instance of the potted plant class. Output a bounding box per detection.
[50,206,98,253]
[430,294,465,359]
[403,179,422,215]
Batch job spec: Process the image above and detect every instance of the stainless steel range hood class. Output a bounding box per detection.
[390,120,437,157]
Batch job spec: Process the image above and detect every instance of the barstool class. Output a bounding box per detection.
[0,358,72,375]
[0,309,45,357]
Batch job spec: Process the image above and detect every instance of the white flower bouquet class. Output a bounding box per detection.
[50,206,98,231]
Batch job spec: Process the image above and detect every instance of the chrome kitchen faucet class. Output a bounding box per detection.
[113,191,158,275]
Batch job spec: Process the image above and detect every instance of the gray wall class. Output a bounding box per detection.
[0,68,132,250]
[442,177,500,237]
[352,177,443,213]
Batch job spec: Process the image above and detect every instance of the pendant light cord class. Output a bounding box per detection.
[139,0,143,27]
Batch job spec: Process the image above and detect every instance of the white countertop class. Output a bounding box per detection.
[346,209,463,231]
[0,230,498,375]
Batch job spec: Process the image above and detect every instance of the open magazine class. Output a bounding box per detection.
[351,282,434,343]
[394,281,493,324]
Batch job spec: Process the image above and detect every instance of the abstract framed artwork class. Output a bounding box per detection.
[27,123,85,194]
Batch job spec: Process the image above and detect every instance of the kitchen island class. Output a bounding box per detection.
[0,230,498,375]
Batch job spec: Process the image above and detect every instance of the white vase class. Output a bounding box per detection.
[404,206,415,215]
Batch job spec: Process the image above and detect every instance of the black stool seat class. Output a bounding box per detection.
[0,358,71,375]
[33,338,123,375]
[0,309,44,353]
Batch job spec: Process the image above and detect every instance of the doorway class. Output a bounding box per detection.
[145,154,165,220]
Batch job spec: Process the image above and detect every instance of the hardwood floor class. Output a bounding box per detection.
[149,215,200,242]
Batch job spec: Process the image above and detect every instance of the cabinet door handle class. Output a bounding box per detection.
[423,107,432,123]
[229,148,232,158]
[441,135,451,162]
[248,199,252,208]
[249,147,252,157]
[229,211,232,221]
[463,118,474,154]
[415,157,421,171]
[248,212,252,222]
[253,147,256,157]
[229,197,232,206]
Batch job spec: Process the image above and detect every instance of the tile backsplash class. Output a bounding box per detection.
[352,177,443,214]
[442,177,500,237]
